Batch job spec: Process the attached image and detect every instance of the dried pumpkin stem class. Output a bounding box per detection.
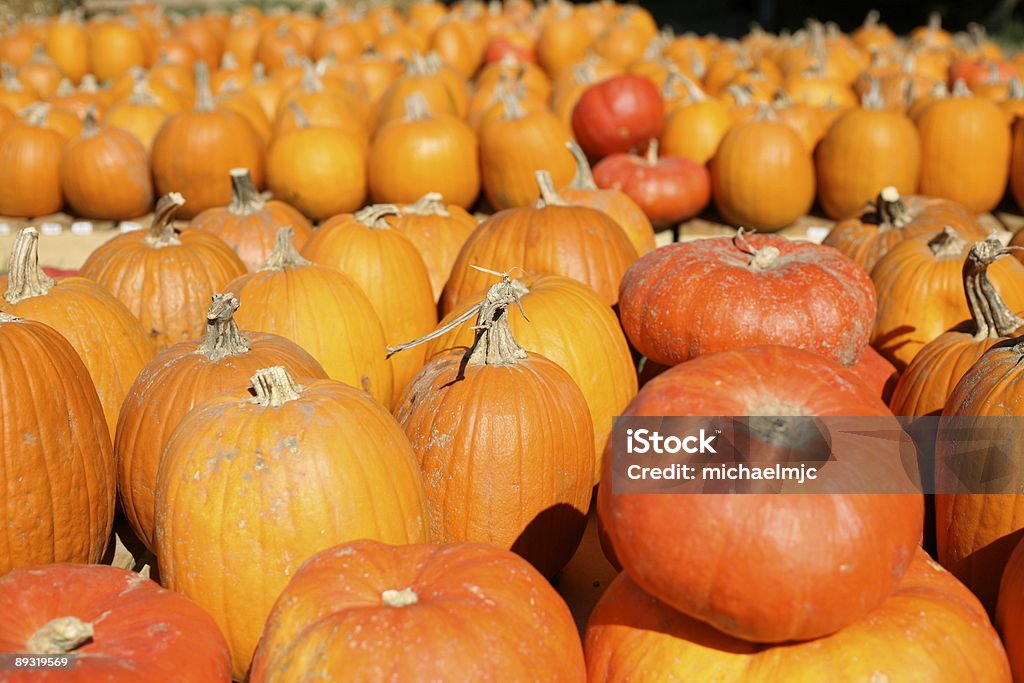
[250,366,304,407]
[645,138,660,165]
[534,170,567,207]
[927,227,967,257]
[261,227,311,270]
[193,61,215,112]
[4,228,56,304]
[964,235,1024,340]
[566,141,597,190]
[146,193,186,247]
[1009,78,1024,101]
[355,204,401,229]
[402,193,449,217]
[286,100,311,129]
[27,617,93,655]
[861,76,883,110]
[950,79,972,98]
[733,227,780,270]
[81,107,99,138]
[876,186,910,229]
[23,102,50,127]
[228,168,265,215]
[381,588,419,607]
[404,93,431,122]
[500,92,526,120]
[198,292,251,361]
[863,9,880,28]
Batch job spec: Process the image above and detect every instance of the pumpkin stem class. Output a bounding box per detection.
[535,170,567,207]
[261,227,311,270]
[876,186,910,229]
[228,168,266,215]
[466,274,529,366]
[193,61,215,112]
[927,226,967,257]
[404,93,431,121]
[950,78,972,98]
[566,140,597,190]
[752,104,777,122]
[80,106,100,138]
[221,51,239,70]
[286,100,311,129]
[4,227,56,304]
[861,76,884,109]
[354,203,401,229]
[402,192,449,217]
[862,9,880,28]
[725,84,754,107]
[964,235,1024,340]
[300,60,323,93]
[733,227,780,269]
[145,193,186,247]
[249,366,304,407]
[198,292,251,361]
[645,138,660,165]
[1009,78,1024,101]
[22,102,50,127]
[80,74,99,92]
[27,617,93,655]
[499,92,526,120]
[381,588,419,607]
[55,78,74,98]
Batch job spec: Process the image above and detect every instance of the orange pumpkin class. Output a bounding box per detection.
[998,535,1024,679]
[659,72,732,164]
[391,192,478,300]
[375,51,469,127]
[0,104,64,217]
[44,12,90,84]
[88,20,146,83]
[101,79,170,151]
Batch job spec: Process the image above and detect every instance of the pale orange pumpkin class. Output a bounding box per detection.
[391,192,478,300]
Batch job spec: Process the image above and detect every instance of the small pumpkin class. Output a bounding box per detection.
[659,72,732,164]
[102,78,171,151]
[375,51,468,127]
[250,541,585,682]
[79,193,247,350]
[570,73,664,159]
[155,365,428,679]
[0,104,64,217]
[393,276,594,578]
[391,192,478,300]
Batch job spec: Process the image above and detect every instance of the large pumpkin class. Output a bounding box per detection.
[998,535,1024,679]
[871,228,1024,372]
[0,313,115,574]
[151,62,266,219]
[586,549,1010,682]
[1,228,154,439]
[0,564,232,681]
[918,80,1011,213]
[815,82,921,219]
[226,228,394,406]
[393,276,595,578]
[598,344,923,643]
[80,193,247,350]
[190,167,312,271]
[155,365,428,679]
[442,170,638,313]
[426,273,636,483]
[709,109,815,231]
[250,541,585,682]
[822,186,989,272]
[619,232,876,367]
[302,204,437,404]
[391,192,478,300]
[116,292,327,551]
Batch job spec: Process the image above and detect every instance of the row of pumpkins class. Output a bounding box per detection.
[5,2,1024,232]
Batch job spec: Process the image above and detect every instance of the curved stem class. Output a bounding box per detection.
[261,227,311,271]
[249,366,304,407]
[145,193,186,247]
[404,92,431,121]
[965,236,1024,340]
[354,203,401,229]
[198,292,251,360]
[286,100,311,129]
[402,192,449,216]
[193,61,214,112]
[566,140,597,190]
[535,170,567,207]
[927,226,967,257]
[876,186,910,229]
[27,617,93,655]
[228,168,265,215]
[4,228,55,304]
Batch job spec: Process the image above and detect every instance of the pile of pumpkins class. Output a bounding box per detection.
[7,1,1024,681]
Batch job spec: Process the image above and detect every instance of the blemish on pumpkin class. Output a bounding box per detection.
[839,563,853,573]
[361,376,371,394]
[21,431,36,445]
[870,673,889,683]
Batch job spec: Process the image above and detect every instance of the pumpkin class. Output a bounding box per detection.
[815,81,922,220]
[851,9,897,50]
[426,272,635,483]
[890,236,1024,417]
[80,193,247,350]
[619,231,876,367]
[0,104,64,217]
[151,62,266,219]
[58,110,153,221]
[375,51,468,127]
[1010,115,1024,213]
[266,113,365,220]
[478,95,576,210]
[155,365,428,679]
[570,73,664,160]
[0,564,232,681]
[393,276,594,578]
[18,46,62,100]
[302,205,437,404]
[935,340,1024,610]
[0,312,115,574]
[2,228,154,439]
[0,64,37,113]
[26,100,83,139]
[871,228,1024,372]
[250,541,585,682]
[586,549,1010,682]
[226,228,394,406]
[88,20,146,83]
[917,80,1011,214]
[215,88,274,145]
[998,535,1024,679]
[391,192,478,300]
[560,140,655,254]
[536,6,592,77]
[45,13,90,84]
[102,78,171,151]
[598,343,923,643]
[190,167,312,272]
[659,72,732,164]
[369,93,480,209]
[822,187,989,273]
[710,108,815,231]
[591,139,711,229]
[271,69,369,141]
[848,344,899,403]
[116,292,327,551]
[442,170,638,313]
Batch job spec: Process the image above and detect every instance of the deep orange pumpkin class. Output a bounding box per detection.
[0,104,64,217]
